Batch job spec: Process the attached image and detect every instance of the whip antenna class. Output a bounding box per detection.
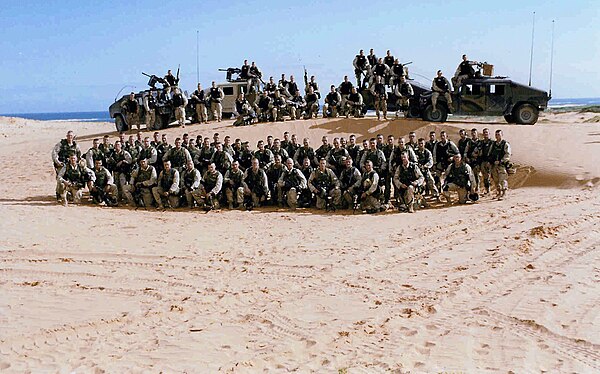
[549,20,555,99]
[528,11,535,86]
[196,31,200,84]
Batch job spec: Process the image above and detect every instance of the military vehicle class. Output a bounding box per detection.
[418,69,549,125]
[202,68,259,121]
[359,80,430,118]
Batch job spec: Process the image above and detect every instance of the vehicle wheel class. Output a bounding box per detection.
[504,114,515,123]
[406,105,421,118]
[115,115,128,132]
[422,104,447,122]
[157,114,170,129]
[513,104,538,125]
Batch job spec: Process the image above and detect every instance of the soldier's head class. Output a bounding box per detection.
[303,138,310,147]
[365,160,373,172]
[362,139,369,148]
[291,134,298,143]
[119,133,126,143]
[376,134,384,145]
[318,158,326,171]
[208,162,216,173]
[94,158,103,170]
[167,69,172,75]
[262,91,268,97]
[283,131,290,141]
[68,153,78,166]
[290,75,295,82]
[196,135,203,145]
[394,58,400,64]
[281,73,286,80]
[401,152,409,166]
[251,61,256,67]
[257,140,265,150]
[398,137,405,147]
[369,138,377,150]
[495,129,503,141]
[136,132,142,141]
[163,160,171,171]
[351,87,357,94]
[197,83,202,90]
[359,49,364,56]
[418,138,426,150]
[213,132,220,142]
[215,142,223,152]
[409,131,416,143]
[453,153,462,165]
[267,135,273,145]
[251,158,260,171]
[232,160,240,171]
[92,138,100,149]
[285,158,293,171]
[340,137,347,147]
[238,92,245,100]
[429,131,436,141]
[211,81,216,88]
[459,129,467,139]
[349,134,356,145]
[303,157,310,168]
[387,135,394,145]
[66,131,75,143]
[241,141,249,150]
[462,54,468,61]
[140,158,148,169]
[224,136,231,145]
[129,92,135,100]
[437,70,443,77]
[153,132,160,142]
[378,58,383,64]
[440,131,448,142]
[333,138,340,149]
[386,50,391,56]
[482,128,490,139]
[273,138,281,149]
[244,59,248,65]
[128,134,135,144]
[182,133,189,143]
[322,136,328,145]
[330,85,336,93]
[343,156,352,168]
[400,76,406,83]
[471,128,478,139]
[186,160,194,170]
[175,137,182,148]
[269,76,274,83]
[114,141,122,152]
[307,86,314,94]
[203,137,210,147]
[103,134,110,145]
[369,48,374,55]
[274,154,282,165]
[344,75,349,83]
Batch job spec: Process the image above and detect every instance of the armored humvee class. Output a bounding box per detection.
[419,77,549,125]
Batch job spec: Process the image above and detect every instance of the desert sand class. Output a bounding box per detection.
[0,111,599,373]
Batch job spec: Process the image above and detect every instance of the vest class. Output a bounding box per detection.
[459,60,475,77]
[374,83,386,97]
[210,87,220,100]
[306,93,318,103]
[64,164,90,186]
[147,95,156,109]
[415,148,432,167]
[400,83,411,96]
[228,169,244,187]
[480,139,494,162]
[160,168,177,190]
[490,140,507,163]
[316,144,332,159]
[374,64,387,76]
[94,167,110,188]
[59,139,79,162]
[139,147,155,164]
[348,93,360,102]
[283,169,302,189]
[361,170,380,196]
[240,65,250,78]
[425,140,437,154]
[446,163,470,188]
[340,167,360,189]
[88,147,104,165]
[172,93,184,107]
[126,99,138,113]
[365,150,384,170]
[136,166,155,185]
[434,77,449,91]
[367,54,377,66]
[435,141,455,168]
[288,82,299,95]
[326,92,339,105]
[296,147,315,163]
[340,82,353,95]
[112,151,131,173]
[355,55,367,69]
[213,151,231,171]
[245,170,267,194]
[169,148,186,168]
[396,162,419,185]
[393,64,404,76]
[183,169,198,189]
[384,56,394,67]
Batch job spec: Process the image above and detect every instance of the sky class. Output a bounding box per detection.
[1,0,598,113]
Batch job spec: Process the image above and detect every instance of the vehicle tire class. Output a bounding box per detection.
[407,105,421,118]
[115,115,128,132]
[422,104,447,122]
[504,114,515,123]
[513,104,538,125]
[157,114,170,129]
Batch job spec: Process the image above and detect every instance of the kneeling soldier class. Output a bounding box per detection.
[90,159,118,206]
[308,158,342,210]
[277,158,308,209]
[56,153,93,206]
[442,154,477,205]
[181,160,203,208]
[152,160,180,209]
[393,152,424,213]
[125,158,157,208]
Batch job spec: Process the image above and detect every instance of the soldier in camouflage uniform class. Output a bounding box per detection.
[195,137,215,174]
[138,137,158,169]
[90,159,118,206]
[393,152,424,213]
[464,128,482,192]
[266,154,286,205]
[359,160,382,214]
[308,158,342,210]
[339,156,362,209]
[371,76,388,120]
[124,158,157,208]
[294,138,317,168]
[197,163,223,210]
[242,158,270,209]
[164,137,192,174]
[152,160,181,209]
[489,129,512,200]
[326,137,350,176]
[121,92,140,132]
[270,138,289,161]
[442,154,477,205]
[191,83,208,124]
[210,142,233,176]
[224,160,245,209]
[52,130,82,174]
[479,128,494,195]
[86,138,105,169]
[180,160,203,208]
[277,158,308,209]
[56,153,93,206]
[107,140,132,201]
[415,138,439,198]
[253,140,274,169]
[143,90,157,129]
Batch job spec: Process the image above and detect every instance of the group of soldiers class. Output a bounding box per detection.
[52,126,511,213]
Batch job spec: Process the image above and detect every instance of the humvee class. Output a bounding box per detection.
[196,68,258,121]
[419,77,549,125]
[359,80,430,118]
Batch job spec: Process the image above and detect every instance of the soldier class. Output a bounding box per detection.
[308,158,342,210]
[294,138,317,168]
[306,75,320,99]
[164,137,192,174]
[248,61,263,93]
[323,85,341,118]
[345,87,364,118]
[143,90,157,129]
[107,140,132,201]
[290,134,301,159]
[155,134,171,173]
[52,130,82,174]
[464,128,482,191]
[223,136,235,158]
[479,128,494,195]
[209,81,225,122]
[164,69,178,87]
[338,76,354,113]
[326,138,350,175]
[266,154,285,205]
[431,70,453,113]
[287,75,299,97]
[371,76,388,120]
[280,132,293,158]
[86,138,105,169]
[265,76,277,97]
[125,134,142,167]
[272,90,287,122]
[433,131,460,189]
[240,59,250,80]
[256,91,273,122]
[89,159,118,206]
[152,160,180,209]
[489,129,511,200]
[197,162,223,210]
[346,135,361,164]
[234,92,256,126]
[407,131,418,150]
[56,153,93,206]
[372,58,390,82]
[171,87,188,128]
[367,49,377,68]
[124,157,157,208]
[390,58,406,87]
[304,87,319,119]
[359,160,382,214]
[180,160,203,208]
[393,152,425,213]
[238,141,253,170]
[415,138,439,198]
[278,73,291,98]
[393,76,414,118]
[315,136,333,161]
[353,49,370,88]
[277,158,308,209]
[195,137,215,174]
[389,137,418,172]
[210,142,233,175]
[299,157,314,182]
[384,50,395,68]
[121,92,140,132]
[224,160,245,209]
[150,132,161,148]
[339,156,362,209]
[137,136,157,169]
[359,138,386,174]
[242,158,270,210]
[270,138,289,161]
[457,129,472,159]
[288,90,306,120]
[442,154,477,205]
[253,140,274,169]
[425,131,437,155]
[452,54,478,93]
[191,83,208,124]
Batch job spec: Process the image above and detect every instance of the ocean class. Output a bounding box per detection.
[1,97,600,122]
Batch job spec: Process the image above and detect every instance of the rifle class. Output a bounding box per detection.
[176,64,180,85]
[303,66,308,87]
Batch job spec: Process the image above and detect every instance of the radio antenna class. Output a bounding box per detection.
[196,30,200,84]
[528,11,535,86]
[549,20,555,99]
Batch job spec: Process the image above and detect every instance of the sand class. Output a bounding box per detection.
[0,111,599,373]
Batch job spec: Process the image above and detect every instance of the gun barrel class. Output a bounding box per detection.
[142,72,152,77]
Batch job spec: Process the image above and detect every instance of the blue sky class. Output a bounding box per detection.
[1,0,598,113]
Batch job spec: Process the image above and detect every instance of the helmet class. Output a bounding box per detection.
[363,178,372,189]
[468,192,479,201]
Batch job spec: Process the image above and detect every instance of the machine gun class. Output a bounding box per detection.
[142,72,168,89]
[218,67,242,82]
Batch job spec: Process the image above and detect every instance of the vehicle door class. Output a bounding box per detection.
[458,81,486,114]
[485,83,510,115]
[221,85,236,114]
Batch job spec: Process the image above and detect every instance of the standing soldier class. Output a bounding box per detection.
[326,138,350,176]
[415,137,439,198]
[390,58,405,87]
[304,87,319,119]
[191,83,208,124]
[464,128,482,192]
[338,76,354,114]
[224,160,245,209]
[86,138,105,169]
[359,138,386,174]
[181,160,203,208]
[143,90,157,129]
[393,152,424,213]
[209,81,225,122]
[266,155,286,205]
[315,136,333,162]
[121,92,140,132]
[164,69,178,87]
[138,137,158,169]
[489,129,511,200]
[287,75,299,97]
[272,90,287,122]
[353,49,370,88]
[371,76,388,120]
[433,131,460,191]
[323,85,341,118]
[367,48,377,68]
[172,87,188,128]
[278,73,291,98]
[125,158,157,208]
[383,50,395,68]
[107,140,132,201]
[277,158,308,209]
[294,138,317,168]
[210,142,233,176]
[288,91,306,121]
[372,58,390,83]
[90,159,118,206]
[164,137,192,174]
[52,130,81,175]
[442,154,477,205]
[393,76,414,118]
[308,158,342,210]
[431,70,453,113]
[56,153,93,206]
[152,160,180,209]
[306,75,321,99]
[359,160,382,214]
[479,128,494,195]
[248,61,263,93]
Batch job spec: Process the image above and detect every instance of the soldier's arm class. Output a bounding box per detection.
[192,170,201,190]
[388,149,395,171]
[308,171,318,193]
[210,172,223,195]
[409,148,417,163]
[449,142,459,158]
[393,85,401,97]
[352,57,359,70]
[52,142,61,164]
[105,168,114,185]
[358,93,363,105]
[432,79,441,92]
[183,95,188,106]
[502,142,512,163]
[392,166,401,188]
[432,145,439,165]
[86,150,94,169]
[148,148,158,165]
[297,170,308,189]
[466,164,476,190]
[351,169,362,190]
[143,96,150,111]
[407,84,414,96]
[170,170,180,193]
[414,166,424,186]
[329,170,340,188]
[184,149,193,164]
[424,149,434,169]
[123,151,133,164]
[241,170,249,190]
[367,173,379,195]
[261,171,269,193]
[223,170,231,184]
[57,165,67,183]
[129,169,138,185]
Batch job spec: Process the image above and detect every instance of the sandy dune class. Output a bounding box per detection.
[0,112,598,373]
